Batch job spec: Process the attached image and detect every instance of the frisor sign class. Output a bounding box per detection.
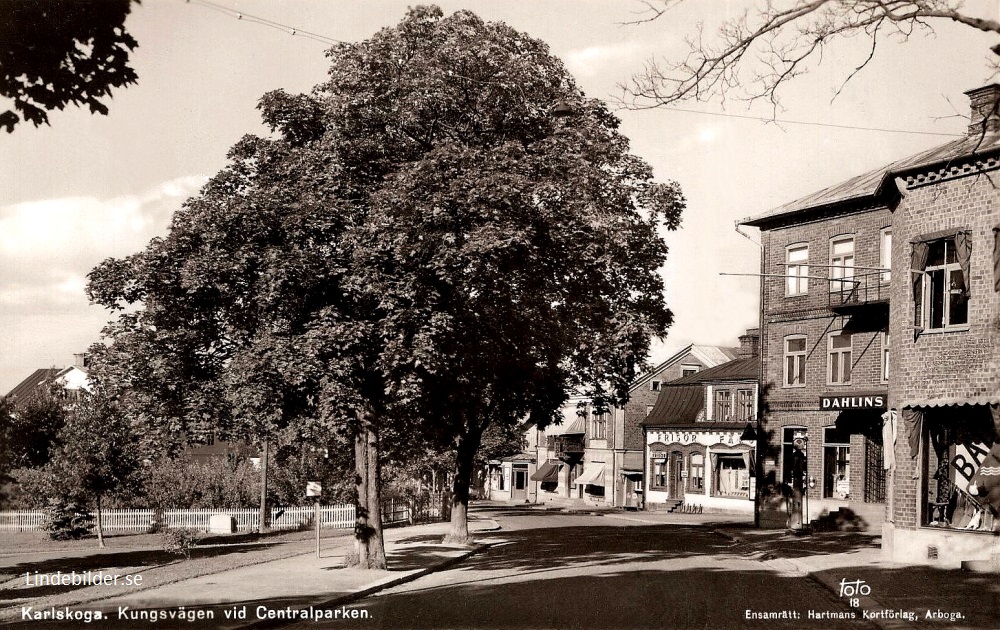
[820,394,887,410]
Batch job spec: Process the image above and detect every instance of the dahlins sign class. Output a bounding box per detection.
[820,394,887,410]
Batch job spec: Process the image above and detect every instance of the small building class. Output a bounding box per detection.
[641,330,760,514]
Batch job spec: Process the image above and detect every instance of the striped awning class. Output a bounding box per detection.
[574,464,605,487]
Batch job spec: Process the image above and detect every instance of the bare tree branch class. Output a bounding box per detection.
[621,0,1000,110]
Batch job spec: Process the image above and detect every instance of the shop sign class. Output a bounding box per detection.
[819,394,886,410]
[648,430,743,447]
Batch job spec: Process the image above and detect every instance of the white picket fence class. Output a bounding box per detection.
[0,505,355,534]
[0,497,441,534]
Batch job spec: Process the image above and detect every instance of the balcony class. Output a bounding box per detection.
[828,271,889,318]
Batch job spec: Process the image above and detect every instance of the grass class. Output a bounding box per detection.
[0,527,354,621]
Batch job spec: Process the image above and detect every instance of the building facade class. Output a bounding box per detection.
[743,83,1000,565]
[742,191,892,530]
[528,345,736,507]
[642,330,760,514]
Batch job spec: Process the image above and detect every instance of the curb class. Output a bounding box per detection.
[241,542,494,630]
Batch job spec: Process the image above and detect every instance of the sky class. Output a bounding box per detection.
[1,0,998,393]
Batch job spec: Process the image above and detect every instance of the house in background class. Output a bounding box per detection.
[5,353,93,403]
[642,329,760,515]
[528,343,738,508]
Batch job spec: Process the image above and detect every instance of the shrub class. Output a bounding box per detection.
[161,528,200,559]
[41,498,93,540]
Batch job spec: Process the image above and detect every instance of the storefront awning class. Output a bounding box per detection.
[902,395,1000,408]
[530,461,560,482]
[574,463,605,486]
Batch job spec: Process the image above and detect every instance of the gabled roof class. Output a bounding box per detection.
[640,385,703,427]
[629,344,737,393]
[666,356,758,385]
[5,368,61,401]
[741,128,1000,227]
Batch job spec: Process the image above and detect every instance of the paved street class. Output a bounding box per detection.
[7,506,999,630]
[334,507,871,630]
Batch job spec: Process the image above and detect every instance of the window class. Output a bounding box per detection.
[714,389,732,421]
[652,459,667,488]
[915,237,969,330]
[650,380,661,391]
[880,228,892,283]
[736,389,754,422]
[689,453,704,491]
[830,236,855,293]
[591,412,607,440]
[783,336,806,387]
[712,453,750,497]
[786,243,809,295]
[646,405,654,416]
[881,332,890,382]
[681,365,699,377]
[823,426,851,499]
[827,332,852,385]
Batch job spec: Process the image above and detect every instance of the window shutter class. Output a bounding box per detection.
[993,224,1000,292]
[954,230,972,296]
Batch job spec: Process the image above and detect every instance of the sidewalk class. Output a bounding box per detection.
[8,517,499,629]
[716,527,1000,630]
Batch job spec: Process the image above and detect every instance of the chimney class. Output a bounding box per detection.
[737,328,759,359]
[965,84,1000,137]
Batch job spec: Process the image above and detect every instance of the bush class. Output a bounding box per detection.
[161,528,200,559]
[41,498,93,540]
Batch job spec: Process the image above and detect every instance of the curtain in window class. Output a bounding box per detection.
[955,230,972,295]
[901,406,923,460]
[993,224,1000,292]
[992,403,1000,441]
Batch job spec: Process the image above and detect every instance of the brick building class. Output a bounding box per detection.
[743,84,1000,565]
[741,175,893,530]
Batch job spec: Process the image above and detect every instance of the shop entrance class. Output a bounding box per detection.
[670,451,684,499]
[512,465,528,502]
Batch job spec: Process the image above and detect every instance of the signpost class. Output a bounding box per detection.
[306,481,322,558]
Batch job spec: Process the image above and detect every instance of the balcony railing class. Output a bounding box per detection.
[828,271,889,312]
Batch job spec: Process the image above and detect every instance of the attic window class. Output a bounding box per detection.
[681,365,699,377]
[650,380,661,391]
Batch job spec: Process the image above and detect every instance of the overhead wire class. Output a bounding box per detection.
[187,0,344,46]
[185,1,964,139]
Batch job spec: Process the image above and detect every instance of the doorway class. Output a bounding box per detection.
[670,451,684,499]
[512,465,528,502]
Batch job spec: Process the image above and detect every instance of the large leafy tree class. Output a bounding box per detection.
[88,5,683,566]
[0,0,139,132]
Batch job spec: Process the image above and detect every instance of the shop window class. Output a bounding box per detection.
[827,331,852,385]
[881,332,890,383]
[714,389,732,422]
[783,336,806,387]
[652,459,667,488]
[913,237,969,331]
[920,407,998,531]
[823,426,851,499]
[712,453,750,497]
[786,243,809,295]
[497,469,505,491]
[782,427,808,487]
[829,236,855,293]
[689,453,704,491]
[880,227,892,283]
[736,389,754,422]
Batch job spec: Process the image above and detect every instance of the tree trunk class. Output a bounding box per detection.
[446,423,483,544]
[349,413,386,569]
[258,439,270,533]
[95,494,105,549]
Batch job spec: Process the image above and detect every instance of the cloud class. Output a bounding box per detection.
[0,175,207,312]
[563,41,644,78]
